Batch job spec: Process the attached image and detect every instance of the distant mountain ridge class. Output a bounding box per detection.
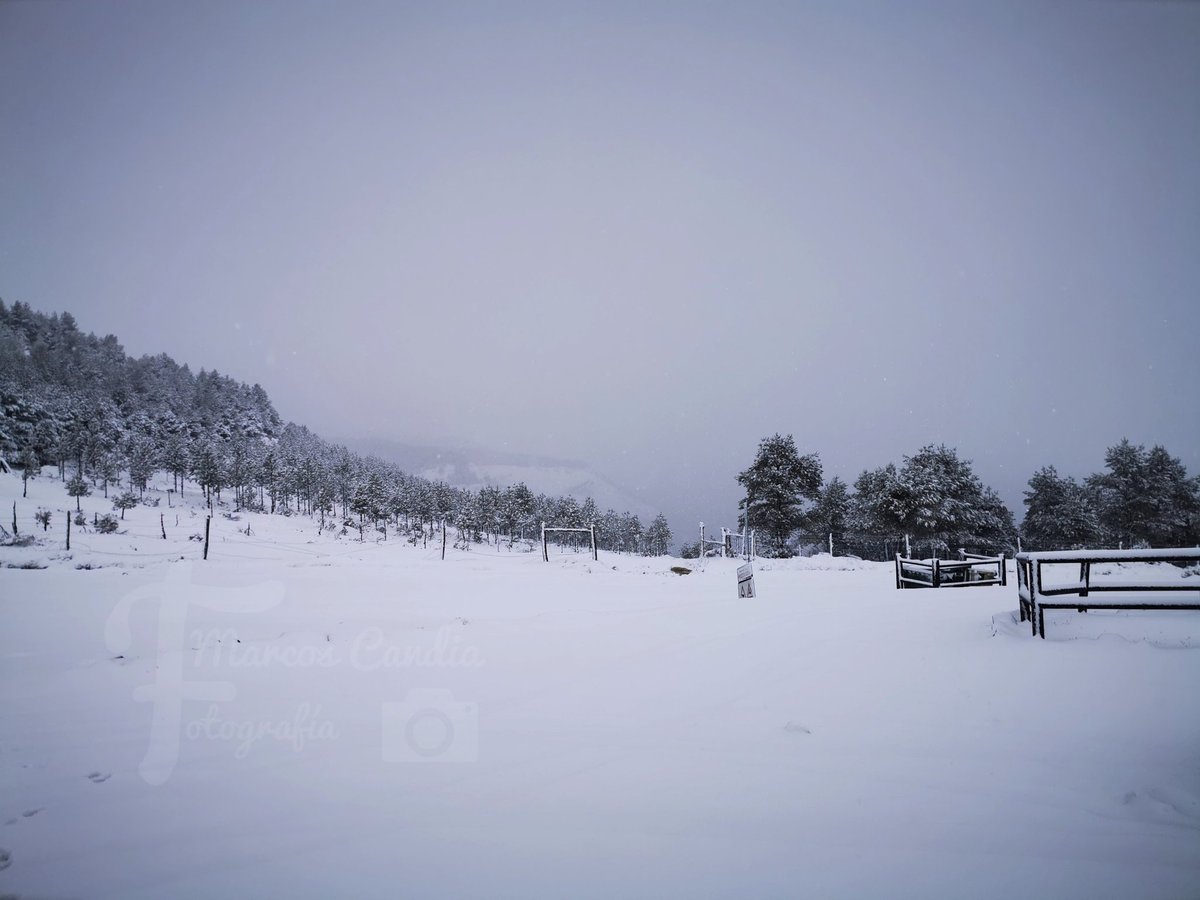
[347,437,660,522]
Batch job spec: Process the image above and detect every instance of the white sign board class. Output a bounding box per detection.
[737,563,755,599]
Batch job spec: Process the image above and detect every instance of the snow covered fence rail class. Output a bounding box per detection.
[894,550,1005,589]
[1016,547,1200,639]
[698,523,756,562]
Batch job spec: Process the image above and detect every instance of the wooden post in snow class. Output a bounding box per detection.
[441,520,447,561]
[66,513,71,551]
[161,514,167,540]
[590,523,597,561]
[541,522,548,562]
[203,516,211,560]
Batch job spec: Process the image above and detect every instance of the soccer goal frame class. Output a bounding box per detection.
[541,522,598,562]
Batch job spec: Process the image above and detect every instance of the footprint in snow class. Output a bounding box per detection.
[21,808,41,818]
[0,846,10,870]
[87,772,111,784]
[783,721,812,735]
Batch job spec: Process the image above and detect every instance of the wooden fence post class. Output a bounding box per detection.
[203,516,211,560]
[590,524,597,561]
[541,522,548,562]
[160,513,166,540]
[66,513,71,551]
[441,520,447,561]
[1033,561,1043,637]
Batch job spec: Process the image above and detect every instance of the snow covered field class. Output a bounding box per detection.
[2,474,1198,899]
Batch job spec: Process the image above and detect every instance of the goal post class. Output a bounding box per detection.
[541,521,598,562]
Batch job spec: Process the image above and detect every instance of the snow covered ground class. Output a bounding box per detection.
[2,473,1198,898]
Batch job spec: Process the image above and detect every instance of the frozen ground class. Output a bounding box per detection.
[1,473,1198,898]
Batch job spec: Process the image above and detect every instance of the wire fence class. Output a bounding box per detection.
[2,499,554,567]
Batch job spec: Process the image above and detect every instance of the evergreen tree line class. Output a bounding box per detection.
[734,434,1199,560]
[1021,440,1199,551]
[0,302,673,555]
[735,434,1017,560]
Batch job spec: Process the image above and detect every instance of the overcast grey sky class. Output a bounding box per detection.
[3,0,1198,534]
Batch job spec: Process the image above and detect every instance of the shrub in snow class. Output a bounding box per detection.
[112,492,138,520]
[66,473,91,510]
[73,511,86,527]
[20,447,40,497]
[96,514,119,534]
[35,508,51,531]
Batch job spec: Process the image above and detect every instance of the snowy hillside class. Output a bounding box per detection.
[1,471,1198,899]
